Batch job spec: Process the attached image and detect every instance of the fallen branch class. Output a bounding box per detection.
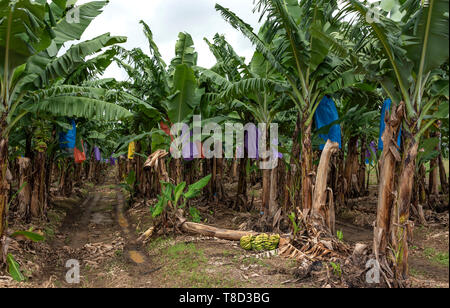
[180,221,258,241]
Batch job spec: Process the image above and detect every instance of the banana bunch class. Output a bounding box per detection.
[240,235,253,250]
[252,234,268,251]
[239,234,281,251]
[267,234,280,251]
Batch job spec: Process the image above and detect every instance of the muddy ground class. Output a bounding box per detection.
[1,178,448,288]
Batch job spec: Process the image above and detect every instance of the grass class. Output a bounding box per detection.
[410,268,427,277]
[147,236,174,252]
[424,247,449,267]
[241,256,270,268]
[160,242,240,288]
[44,226,55,240]
[222,250,234,257]
[47,210,64,225]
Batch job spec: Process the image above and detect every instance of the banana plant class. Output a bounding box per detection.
[216,0,363,214]
[116,23,205,184]
[341,0,449,279]
[151,174,211,223]
[7,228,44,282]
[198,33,290,221]
[0,0,130,263]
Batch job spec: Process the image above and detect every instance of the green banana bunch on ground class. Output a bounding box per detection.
[252,234,268,251]
[240,235,253,250]
[240,234,281,251]
[267,234,280,250]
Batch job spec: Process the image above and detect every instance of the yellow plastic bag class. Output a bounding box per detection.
[128,142,135,160]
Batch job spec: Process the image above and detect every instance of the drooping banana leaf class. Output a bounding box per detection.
[0,0,52,76]
[51,0,109,47]
[26,96,132,121]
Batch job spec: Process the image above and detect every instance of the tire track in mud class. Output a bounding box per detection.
[115,192,155,270]
[40,188,159,287]
[42,193,101,285]
[71,194,100,249]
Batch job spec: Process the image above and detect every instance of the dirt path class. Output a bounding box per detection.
[2,181,447,288]
[30,184,160,287]
[29,185,304,288]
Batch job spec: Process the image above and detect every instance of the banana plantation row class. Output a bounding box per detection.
[0,0,448,287]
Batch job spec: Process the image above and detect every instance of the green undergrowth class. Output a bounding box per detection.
[424,247,449,267]
[159,242,240,288]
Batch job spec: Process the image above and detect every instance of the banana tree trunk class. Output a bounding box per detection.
[232,158,238,180]
[344,136,360,198]
[0,135,9,262]
[430,127,441,195]
[418,164,427,206]
[391,138,419,280]
[236,157,248,209]
[336,150,345,209]
[269,166,279,217]
[429,155,439,195]
[175,158,182,184]
[83,159,89,179]
[285,114,301,210]
[215,158,225,199]
[262,168,270,213]
[60,158,73,197]
[58,160,66,195]
[17,157,32,218]
[88,151,95,181]
[312,140,339,233]
[300,122,313,211]
[277,162,286,211]
[135,141,144,195]
[436,122,448,195]
[126,157,132,175]
[412,163,427,225]
[74,161,82,187]
[438,155,448,194]
[30,149,47,218]
[359,138,367,195]
[118,156,125,182]
[375,103,404,257]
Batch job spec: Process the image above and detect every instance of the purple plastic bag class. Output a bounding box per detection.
[109,153,116,165]
[94,146,101,161]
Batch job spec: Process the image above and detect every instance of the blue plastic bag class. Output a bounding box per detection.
[59,119,76,149]
[314,96,342,150]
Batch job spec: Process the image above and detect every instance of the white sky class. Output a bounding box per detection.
[74,0,263,80]
[70,0,379,81]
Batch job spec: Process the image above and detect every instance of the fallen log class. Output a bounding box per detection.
[180,221,258,241]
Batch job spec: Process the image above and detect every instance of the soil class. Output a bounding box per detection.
[1,175,448,288]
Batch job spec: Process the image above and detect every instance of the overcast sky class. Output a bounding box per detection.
[74,0,263,80]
